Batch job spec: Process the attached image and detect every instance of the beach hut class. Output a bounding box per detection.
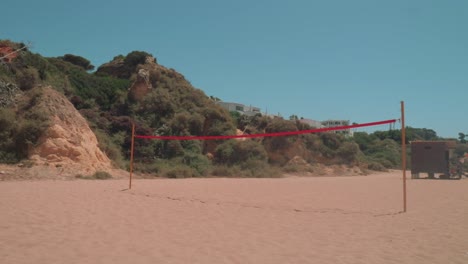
[410,141,459,179]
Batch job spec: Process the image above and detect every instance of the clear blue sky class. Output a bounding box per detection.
[3,0,468,138]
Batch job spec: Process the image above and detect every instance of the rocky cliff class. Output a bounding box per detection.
[29,87,113,177]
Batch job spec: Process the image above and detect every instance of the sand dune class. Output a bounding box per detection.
[1,171,467,264]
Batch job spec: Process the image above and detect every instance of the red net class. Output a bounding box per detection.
[135,119,397,141]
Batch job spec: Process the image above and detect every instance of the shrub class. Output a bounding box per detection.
[181,139,202,154]
[214,140,235,163]
[94,129,126,168]
[201,107,236,135]
[211,165,242,177]
[14,93,50,159]
[182,152,212,176]
[320,133,343,150]
[166,140,184,158]
[214,139,267,165]
[336,141,360,164]
[59,54,94,71]
[165,166,196,178]
[14,118,46,157]
[374,158,394,169]
[264,119,298,150]
[188,113,204,135]
[124,51,152,68]
[20,53,49,80]
[302,134,322,151]
[318,144,336,159]
[133,161,161,174]
[282,163,314,174]
[240,160,282,178]
[0,108,15,132]
[169,112,191,135]
[283,164,300,173]
[358,137,401,169]
[0,108,17,163]
[93,171,113,179]
[149,69,161,87]
[16,68,40,90]
[136,89,175,122]
[367,162,387,171]
[0,90,49,163]
[76,171,113,180]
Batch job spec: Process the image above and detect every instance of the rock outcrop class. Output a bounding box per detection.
[128,68,152,101]
[29,87,112,176]
[0,80,22,107]
[0,45,17,63]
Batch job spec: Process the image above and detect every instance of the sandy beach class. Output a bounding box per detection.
[1,171,467,264]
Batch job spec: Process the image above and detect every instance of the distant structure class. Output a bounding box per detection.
[216,101,353,135]
[410,141,460,179]
[216,101,261,116]
[298,118,323,129]
[321,119,353,136]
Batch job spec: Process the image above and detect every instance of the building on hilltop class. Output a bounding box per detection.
[217,102,353,137]
[298,118,324,129]
[321,119,353,136]
[216,101,261,116]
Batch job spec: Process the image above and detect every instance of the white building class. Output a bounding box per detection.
[216,102,261,116]
[298,118,323,129]
[321,119,353,136]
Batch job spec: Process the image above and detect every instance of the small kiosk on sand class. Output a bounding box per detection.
[410,141,462,179]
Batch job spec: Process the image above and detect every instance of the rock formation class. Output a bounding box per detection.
[128,68,152,101]
[0,80,22,107]
[29,87,113,176]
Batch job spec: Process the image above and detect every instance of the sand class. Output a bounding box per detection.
[1,171,467,264]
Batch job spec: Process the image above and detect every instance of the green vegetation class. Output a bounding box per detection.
[1,39,461,178]
[0,88,49,163]
[458,133,466,144]
[75,171,113,180]
[59,54,95,71]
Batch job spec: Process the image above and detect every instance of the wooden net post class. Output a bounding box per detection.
[401,101,407,212]
[129,123,135,189]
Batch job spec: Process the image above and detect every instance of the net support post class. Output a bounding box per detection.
[129,122,135,189]
[401,101,407,212]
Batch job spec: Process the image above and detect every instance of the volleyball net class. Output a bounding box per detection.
[128,111,407,213]
[134,119,398,141]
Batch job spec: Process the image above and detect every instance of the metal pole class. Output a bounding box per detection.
[401,101,407,212]
[129,123,135,189]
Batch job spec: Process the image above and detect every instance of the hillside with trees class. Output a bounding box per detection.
[1,40,464,178]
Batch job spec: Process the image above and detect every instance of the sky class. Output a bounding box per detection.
[3,0,468,138]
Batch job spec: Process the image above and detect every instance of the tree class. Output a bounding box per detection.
[353,132,377,152]
[124,51,153,68]
[289,114,298,121]
[59,54,95,70]
[458,132,466,143]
